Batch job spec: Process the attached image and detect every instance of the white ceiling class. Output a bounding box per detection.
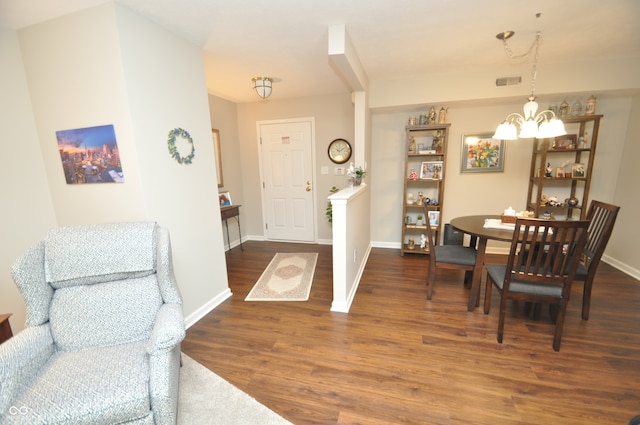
[2,0,639,104]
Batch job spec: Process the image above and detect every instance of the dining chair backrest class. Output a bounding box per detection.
[583,200,620,271]
[577,200,620,320]
[506,218,590,292]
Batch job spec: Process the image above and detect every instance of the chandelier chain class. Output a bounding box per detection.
[501,31,541,98]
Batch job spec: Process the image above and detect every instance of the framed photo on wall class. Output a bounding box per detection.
[461,133,505,173]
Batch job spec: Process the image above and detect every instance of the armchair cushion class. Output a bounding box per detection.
[44,222,157,288]
[50,275,163,351]
[9,342,152,425]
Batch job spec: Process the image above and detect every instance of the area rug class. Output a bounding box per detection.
[245,253,318,301]
[178,354,293,425]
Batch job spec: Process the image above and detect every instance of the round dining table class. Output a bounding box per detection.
[449,215,516,311]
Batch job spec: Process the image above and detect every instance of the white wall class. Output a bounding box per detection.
[10,3,229,330]
[0,28,57,333]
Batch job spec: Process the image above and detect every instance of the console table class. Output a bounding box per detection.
[0,313,13,344]
[221,205,243,252]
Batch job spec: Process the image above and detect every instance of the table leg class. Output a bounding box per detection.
[225,218,231,252]
[235,216,244,251]
[468,237,487,311]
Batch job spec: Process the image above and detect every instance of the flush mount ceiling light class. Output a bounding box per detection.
[493,30,566,140]
[251,77,273,99]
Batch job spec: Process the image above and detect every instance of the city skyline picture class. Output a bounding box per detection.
[56,124,124,184]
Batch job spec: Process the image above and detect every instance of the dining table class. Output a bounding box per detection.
[449,215,516,311]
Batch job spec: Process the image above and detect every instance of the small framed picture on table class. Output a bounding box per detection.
[219,191,232,206]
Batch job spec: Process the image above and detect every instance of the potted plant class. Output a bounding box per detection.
[417,214,424,226]
[347,163,367,186]
[325,186,339,223]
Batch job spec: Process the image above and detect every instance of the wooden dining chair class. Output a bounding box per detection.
[484,218,589,351]
[423,205,477,301]
[575,200,621,320]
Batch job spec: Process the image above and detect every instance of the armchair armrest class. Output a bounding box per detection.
[0,324,54,413]
[146,304,184,425]
[146,303,185,355]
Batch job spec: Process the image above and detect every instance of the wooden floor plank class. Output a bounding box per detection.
[182,241,640,424]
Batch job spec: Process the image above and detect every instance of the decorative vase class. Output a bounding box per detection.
[349,176,362,187]
[586,95,597,115]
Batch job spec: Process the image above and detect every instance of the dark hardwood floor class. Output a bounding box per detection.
[182,241,640,425]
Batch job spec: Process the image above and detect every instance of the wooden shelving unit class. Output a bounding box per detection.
[527,114,602,220]
[401,123,450,256]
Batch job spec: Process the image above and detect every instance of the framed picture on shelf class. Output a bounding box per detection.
[428,211,440,226]
[553,134,577,150]
[571,163,586,178]
[461,133,505,173]
[420,161,443,180]
[555,167,565,178]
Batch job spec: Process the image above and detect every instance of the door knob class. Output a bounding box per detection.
[306,181,312,192]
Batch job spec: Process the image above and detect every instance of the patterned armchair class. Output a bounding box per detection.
[0,222,185,425]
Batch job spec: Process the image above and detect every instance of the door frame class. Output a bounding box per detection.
[256,117,317,242]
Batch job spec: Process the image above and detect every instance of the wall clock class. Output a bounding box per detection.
[328,138,352,164]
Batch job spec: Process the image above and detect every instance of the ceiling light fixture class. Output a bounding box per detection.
[493,30,566,140]
[251,77,273,99]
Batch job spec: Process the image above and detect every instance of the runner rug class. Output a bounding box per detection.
[245,253,318,301]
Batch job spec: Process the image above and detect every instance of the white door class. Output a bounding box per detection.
[259,119,315,242]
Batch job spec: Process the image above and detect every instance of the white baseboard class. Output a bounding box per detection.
[331,243,372,313]
[184,288,232,329]
[371,241,399,249]
[602,254,640,282]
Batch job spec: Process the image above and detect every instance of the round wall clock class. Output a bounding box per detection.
[328,138,352,164]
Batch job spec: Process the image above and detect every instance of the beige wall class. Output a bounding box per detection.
[370,95,633,259]
[610,93,640,274]
[3,3,229,332]
[0,28,57,333]
[208,96,243,248]
[235,93,355,242]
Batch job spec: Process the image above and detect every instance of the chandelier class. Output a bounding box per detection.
[493,31,566,140]
[251,77,273,99]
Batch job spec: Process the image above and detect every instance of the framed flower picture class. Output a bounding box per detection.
[461,133,505,173]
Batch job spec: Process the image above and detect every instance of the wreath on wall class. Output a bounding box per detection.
[167,128,195,164]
